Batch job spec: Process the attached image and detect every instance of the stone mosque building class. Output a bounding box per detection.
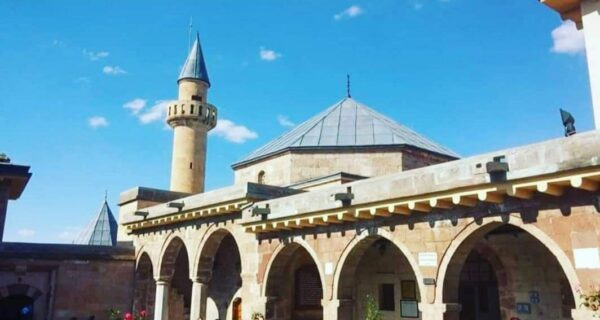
[2,1,600,320]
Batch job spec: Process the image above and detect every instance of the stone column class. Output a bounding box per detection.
[189,278,208,320]
[0,184,9,242]
[321,299,339,320]
[582,0,600,128]
[419,303,447,320]
[154,280,170,320]
[572,307,597,319]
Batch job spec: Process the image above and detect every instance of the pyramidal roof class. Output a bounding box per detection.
[233,98,458,167]
[74,199,118,246]
[178,32,210,86]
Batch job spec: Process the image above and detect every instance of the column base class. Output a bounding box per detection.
[419,303,447,320]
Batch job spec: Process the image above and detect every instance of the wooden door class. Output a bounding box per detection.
[232,298,242,320]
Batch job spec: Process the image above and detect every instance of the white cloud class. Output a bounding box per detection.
[58,226,82,242]
[123,98,147,115]
[123,99,170,124]
[138,100,170,124]
[103,66,127,75]
[83,49,110,61]
[89,116,109,129]
[52,40,65,47]
[334,5,363,20]
[277,115,295,128]
[17,228,35,237]
[259,47,282,61]
[210,119,258,143]
[551,21,585,55]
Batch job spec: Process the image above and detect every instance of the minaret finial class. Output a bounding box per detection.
[188,18,193,51]
[347,74,351,98]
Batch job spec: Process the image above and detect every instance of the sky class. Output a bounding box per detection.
[0,1,592,243]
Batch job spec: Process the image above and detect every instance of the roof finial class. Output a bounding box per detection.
[346,74,351,98]
[104,189,108,202]
[188,17,193,51]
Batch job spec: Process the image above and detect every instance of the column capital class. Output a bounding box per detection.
[154,278,170,285]
[189,276,207,284]
[321,298,340,308]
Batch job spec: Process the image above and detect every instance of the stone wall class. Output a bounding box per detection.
[234,148,453,187]
[53,259,135,319]
[0,244,135,320]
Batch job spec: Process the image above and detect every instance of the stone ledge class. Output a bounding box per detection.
[119,186,189,207]
[0,242,135,261]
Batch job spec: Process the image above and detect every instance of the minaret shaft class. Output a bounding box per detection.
[170,123,208,193]
[167,33,216,194]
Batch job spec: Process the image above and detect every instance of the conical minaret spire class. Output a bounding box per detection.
[167,32,217,194]
[178,32,210,86]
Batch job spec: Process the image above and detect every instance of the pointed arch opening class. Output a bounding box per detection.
[440,223,576,320]
[265,242,324,320]
[336,235,421,320]
[195,229,242,320]
[159,236,192,320]
[134,252,156,317]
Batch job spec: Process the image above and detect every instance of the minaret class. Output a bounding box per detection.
[167,33,217,194]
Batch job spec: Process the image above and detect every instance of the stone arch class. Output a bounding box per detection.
[332,229,425,301]
[192,226,244,281]
[262,239,325,320]
[260,238,325,298]
[136,247,156,273]
[435,216,581,306]
[194,226,243,320]
[134,252,156,316]
[158,234,189,280]
[158,234,193,319]
[333,229,425,319]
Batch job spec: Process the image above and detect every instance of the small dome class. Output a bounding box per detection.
[233,98,458,167]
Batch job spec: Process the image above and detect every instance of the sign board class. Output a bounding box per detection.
[418,252,437,267]
[529,291,540,304]
[516,303,531,314]
[574,248,600,269]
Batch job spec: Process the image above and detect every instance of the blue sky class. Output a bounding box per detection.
[0,1,591,243]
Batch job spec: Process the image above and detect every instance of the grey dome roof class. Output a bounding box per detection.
[74,199,118,246]
[233,98,458,167]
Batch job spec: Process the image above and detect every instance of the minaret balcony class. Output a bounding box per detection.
[166,100,217,129]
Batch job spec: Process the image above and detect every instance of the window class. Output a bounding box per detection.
[174,105,178,115]
[258,171,265,184]
[191,94,202,102]
[190,105,195,114]
[379,283,395,311]
[189,162,193,169]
